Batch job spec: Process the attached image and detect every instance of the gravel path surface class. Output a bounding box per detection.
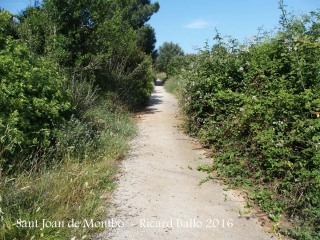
[98,83,276,240]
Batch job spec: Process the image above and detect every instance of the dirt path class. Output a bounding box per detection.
[98,83,276,240]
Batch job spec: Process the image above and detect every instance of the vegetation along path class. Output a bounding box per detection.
[98,82,276,240]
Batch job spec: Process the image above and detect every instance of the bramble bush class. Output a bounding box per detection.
[178,10,320,239]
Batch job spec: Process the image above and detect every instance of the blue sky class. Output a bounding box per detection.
[1,0,319,53]
[149,0,319,53]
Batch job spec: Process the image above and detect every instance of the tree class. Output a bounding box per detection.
[117,0,160,29]
[156,42,184,73]
[0,0,159,170]
[116,0,159,60]
[137,24,157,59]
[18,6,49,56]
[0,10,18,43]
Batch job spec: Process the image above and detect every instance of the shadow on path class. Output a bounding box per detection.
[144,86,163,114]
[153,78,164,86]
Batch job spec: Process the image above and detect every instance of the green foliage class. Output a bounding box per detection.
[0,95,135,239]
[18,6,48,56]
[137,24,158,59]
[154,72,167,81]
[0,10,18,46]
[0,0,158,238]
[164,75,184,94]
[15,0,156,111]
[156,42,184,73]
[166,54,195,77]
[93,9,154,109]
[177,10,320,239]
[0,0,158,170]
[118,0,160,29]
[0,37,72,171]
[164,54,197,93]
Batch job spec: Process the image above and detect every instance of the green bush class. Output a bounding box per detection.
[0,37,72,171]
[0,1,156,238]
[164,75,183,94]
[93,11,154,110]
[0,92,136,240]
[178,11,320,238]
[114,54,154,110]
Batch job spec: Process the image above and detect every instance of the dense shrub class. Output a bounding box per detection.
[0,95,135,239]
[0,36,72,171]
[0,0,158,171]
[91,10,154,110]
[178,11,320,238]
[1,1,154,237]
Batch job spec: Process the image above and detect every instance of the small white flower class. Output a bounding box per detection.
[275,139,284,148]
[309,126,315,131]
[252,96,257,101]
[239,66,244,72]
[242,46,250,52]
[239,107,244,112]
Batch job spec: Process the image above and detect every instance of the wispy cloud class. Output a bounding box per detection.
[183,19,215,29]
